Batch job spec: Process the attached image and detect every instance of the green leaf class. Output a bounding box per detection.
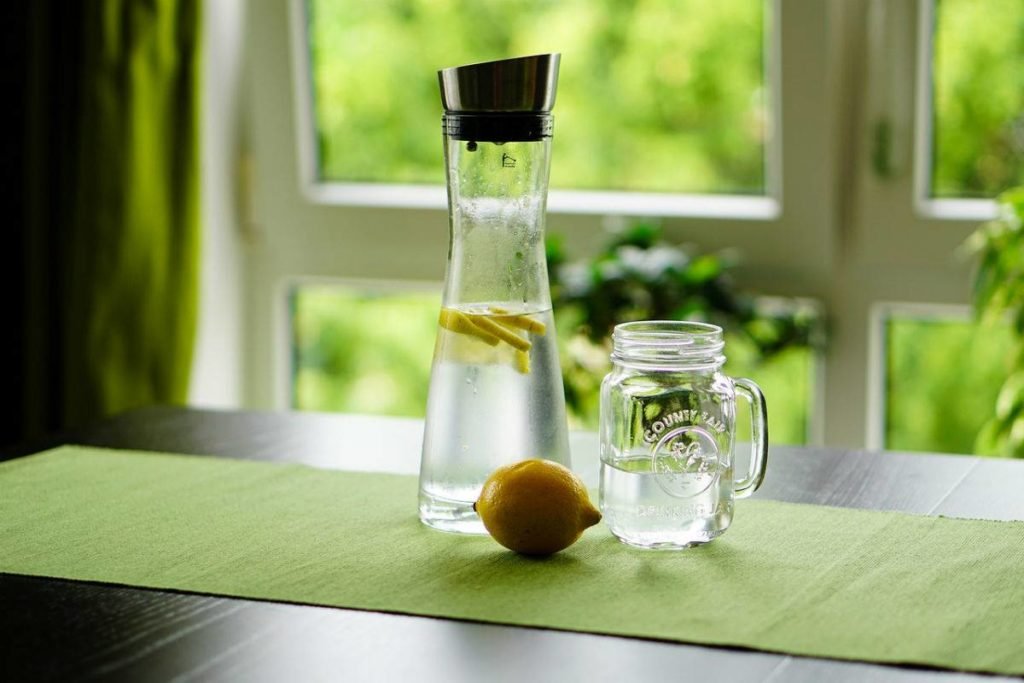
[684,254,722,284]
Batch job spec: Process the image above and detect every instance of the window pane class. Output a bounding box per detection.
[885,316,1013,454]
[931,0,1024,198]
[292,286,440,416]
[306,0,768,194]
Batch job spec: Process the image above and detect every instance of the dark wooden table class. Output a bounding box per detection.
[3,406,1022,682]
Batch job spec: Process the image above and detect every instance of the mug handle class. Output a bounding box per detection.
[732,377,768,499]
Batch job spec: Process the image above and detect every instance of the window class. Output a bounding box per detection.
[928,0,1024,199]
[240,0,1024,454]
[291,284,439,415]
[872,305,1014,454]
[304,0,770,196]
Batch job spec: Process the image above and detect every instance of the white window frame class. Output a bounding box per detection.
[912,0,999,222]
[240,0,1006,452]
[287,0,783,220]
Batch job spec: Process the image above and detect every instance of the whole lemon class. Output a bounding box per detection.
[475,459,602,556]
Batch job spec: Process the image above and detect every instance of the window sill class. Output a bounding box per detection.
[301,182,781,221]
[915,198,998,222]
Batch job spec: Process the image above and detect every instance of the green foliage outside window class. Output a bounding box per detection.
[306,0,767,194]
[886,317,1014,455]
[293,288,438,416]
[932,0,1024,198]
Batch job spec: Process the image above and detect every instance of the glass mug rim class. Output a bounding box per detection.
[611,320,725,369]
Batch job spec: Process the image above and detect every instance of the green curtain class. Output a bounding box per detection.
[19,0,201,441]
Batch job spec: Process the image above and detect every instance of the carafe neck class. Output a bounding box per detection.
[441,129,553,309]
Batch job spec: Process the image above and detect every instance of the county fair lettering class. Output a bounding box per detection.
[643,410,727,444]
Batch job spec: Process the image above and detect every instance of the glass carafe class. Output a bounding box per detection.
[419,54,571,534]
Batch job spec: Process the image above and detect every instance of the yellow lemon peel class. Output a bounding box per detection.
[493,314,547,336]
[514,349,531,374]
[475,459,601,556]
[466,315,532,352]
[438,307,547,373]
[439,309,500,346]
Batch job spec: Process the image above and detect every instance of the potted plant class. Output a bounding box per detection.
[965,188,1024,457]
[547,222,822,426]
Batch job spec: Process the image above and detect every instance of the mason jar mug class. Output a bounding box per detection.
[599,321,768,549]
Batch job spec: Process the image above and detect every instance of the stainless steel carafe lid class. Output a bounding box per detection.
[438,54,560,113]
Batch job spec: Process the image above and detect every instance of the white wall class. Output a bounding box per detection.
[189,0,247,408]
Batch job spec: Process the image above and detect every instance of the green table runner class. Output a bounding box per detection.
[3,447,1023,675]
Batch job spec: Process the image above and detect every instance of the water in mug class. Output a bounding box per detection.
[601,456,734,548]
[419,304,571,534]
